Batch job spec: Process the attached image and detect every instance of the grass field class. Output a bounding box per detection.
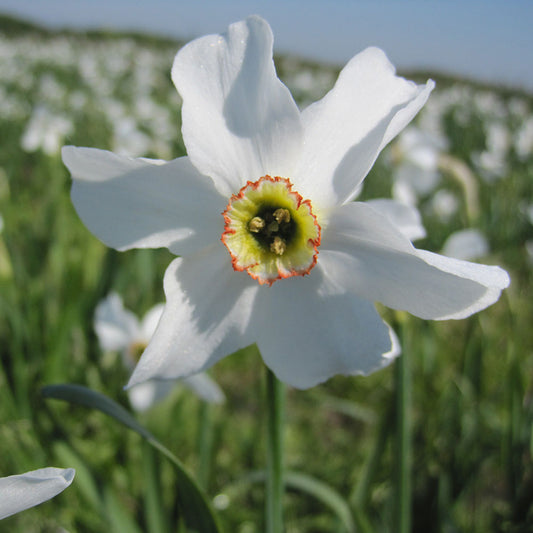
[1,13,532,533]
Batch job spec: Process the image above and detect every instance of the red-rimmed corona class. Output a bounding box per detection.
[222,176,321,285]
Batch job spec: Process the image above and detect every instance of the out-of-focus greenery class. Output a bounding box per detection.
[1,12,532,533]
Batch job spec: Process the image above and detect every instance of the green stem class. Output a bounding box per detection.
[394,342,412,533]
[197,402,215,490]
[265,367,285,533]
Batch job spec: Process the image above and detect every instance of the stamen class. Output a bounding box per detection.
[270,236,287,255]
[249,216,265,233]
[273,208,290,224]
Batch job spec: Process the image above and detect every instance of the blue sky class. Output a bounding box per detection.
[1,0,532,92]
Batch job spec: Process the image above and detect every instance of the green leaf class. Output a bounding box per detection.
[42,383,222,533]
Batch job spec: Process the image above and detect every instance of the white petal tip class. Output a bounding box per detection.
[61,468,76,484]
[0,467,75,520]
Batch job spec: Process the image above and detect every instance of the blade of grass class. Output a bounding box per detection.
[53,441,102,511]
[286,471,356,533]
[350,403,392,509]
[142,441,169,533]
[104,485,144,533]
[242,470,356,532]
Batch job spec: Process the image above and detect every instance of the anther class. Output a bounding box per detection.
[273,208,290,224]
[249,216,265,233]
[270,236,287,255]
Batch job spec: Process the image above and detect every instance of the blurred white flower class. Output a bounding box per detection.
[112,116,151,158]
[94,292,225,411]
[391,126,447,206]
[21,105,73,155]
[282,65,335,108]
[37,74,67,106]
[0,468,75,520]
[472,120,510,181]
[428,189,459,222]
[442,229,489,261]
[508,97,529,119]
[474,92,507,120]
[515,115,533,160]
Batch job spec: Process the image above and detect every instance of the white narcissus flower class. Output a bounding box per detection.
[94,292,225,410]
[0,468,75,520]
[515,115,533,160]
[472,120,510,182]
[391,126,446,206]
[63,17,510,390]
[441,229,489,261]
[429,189,459,222]
[21,105,73,156]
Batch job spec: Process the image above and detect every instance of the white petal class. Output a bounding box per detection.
[94,292,139,351]
[320,203,509,320]
[441,229,489,261]
[415,249,509,319]
[0,468,75,520]
[127,380,175,412]
[253,270,392,389]
[140,303,165,341]
[172,16,302,196]
[127,245,259,388]
[64,146,225,256]
[182,373,226,404]
[383,325,402,362]
[296,47,433,207]
[366,198,426,241]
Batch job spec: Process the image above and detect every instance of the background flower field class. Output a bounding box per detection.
[1,14,532,532]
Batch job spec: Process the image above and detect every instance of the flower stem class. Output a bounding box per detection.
[394,341,412,533]
[197,402,214,490]
[265,367,285,533]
